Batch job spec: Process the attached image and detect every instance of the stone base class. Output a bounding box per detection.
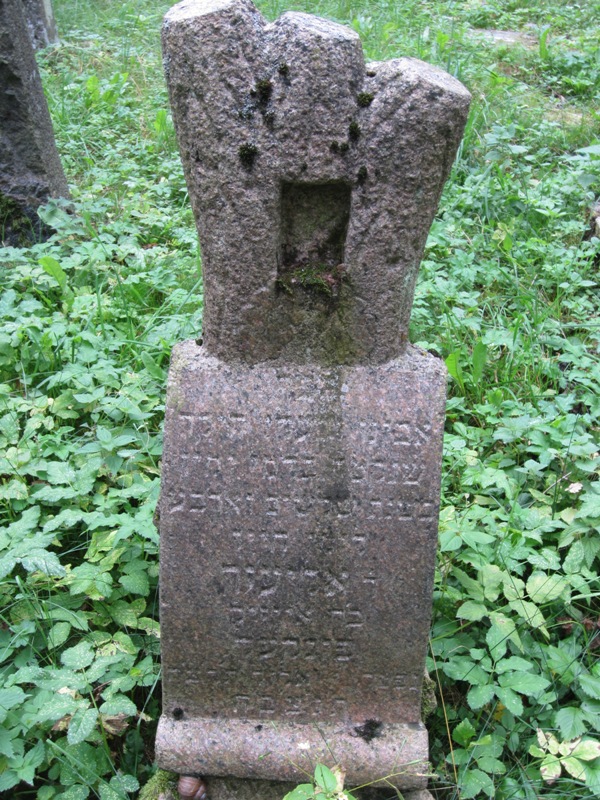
[157,716,430,790]
[155,777,434,800]
[208,778,434,800]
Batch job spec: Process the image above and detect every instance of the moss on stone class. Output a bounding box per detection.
[357,91,374,107]
[238,143,258,169]
[254,77,273,105]
[0,193,44,246]
[421,670,437,719]
[138,769,178,800]
[348,121,361,141]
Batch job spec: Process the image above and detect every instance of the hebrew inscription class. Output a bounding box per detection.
[159,345,446,726]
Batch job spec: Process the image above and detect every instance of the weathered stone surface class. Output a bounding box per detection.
[162,0,470,366]
[158,0,469,795]
[22,0,58,49]
[156,341,446,787]
[0,0,69,242]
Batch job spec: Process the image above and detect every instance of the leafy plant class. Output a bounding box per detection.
[284,764,357,800]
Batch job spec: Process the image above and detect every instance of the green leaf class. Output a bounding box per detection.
[467,684,495,710]
[45,461,77,485]
[0,727,15,757]
[445,351,464,392]
[109,773,139,793]
[508,599,547,633]
[21,550,66,577]
[555,707,588,739]
[495,687,524,716]
[5,506,41,541]
[0,770,20,791]
[496,657,534,674]
[458,767,494,798]
[453,718,476,747]
[283,784,314,800]
[472,341,487,384]
[39,256,68,292]
[456,601,487,621]
[19,739,45,784]
[314,764,337,793]
[584,761,600,794]
[98,786,121,800]
[576,489,600,519]
[540,754,561,783]
[538,25,551,61]
[561,756,585,781]
[475,755,505,774]
[68,707,99,745]
[452,567,484,602]
[580,673,600,700]
[119,569,150,597]
[99,694,137,717]
[526,572,568,604]
[0,686,27,717]
[58,787,90,800]
[487,613,519,659]
[499,671,550,695]
[443,657,489,685]
[48,622,71,650]
[572,739,600,761]
[33,693,78,723]
[61,641,95,670]
[141,351,166,381]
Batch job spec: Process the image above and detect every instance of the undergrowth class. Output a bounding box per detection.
[0,1,598,798]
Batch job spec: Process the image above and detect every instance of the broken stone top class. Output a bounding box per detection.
[163,0,470,365]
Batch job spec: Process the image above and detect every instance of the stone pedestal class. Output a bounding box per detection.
[157,1,470,797]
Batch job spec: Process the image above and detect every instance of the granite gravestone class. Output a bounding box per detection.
[0,0,69,244]
[22,0,59,50]
[157,1,470,798]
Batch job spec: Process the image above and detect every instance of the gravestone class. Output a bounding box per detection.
[0,0,69,244]
[22,0,59,50]
[156,1,470,799]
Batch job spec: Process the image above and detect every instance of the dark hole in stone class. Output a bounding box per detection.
[255,724,263,731]
[278,181,351,294]
[323,483,350,503]
[354,718,383,742]
[173,707,184,720]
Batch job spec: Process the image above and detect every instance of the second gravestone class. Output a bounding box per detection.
[156,1,470,798]
[0,0,68,245]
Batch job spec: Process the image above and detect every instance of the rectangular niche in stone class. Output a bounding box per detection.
[279,181,351,276]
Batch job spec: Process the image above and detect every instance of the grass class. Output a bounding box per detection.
[0,0,598,798]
